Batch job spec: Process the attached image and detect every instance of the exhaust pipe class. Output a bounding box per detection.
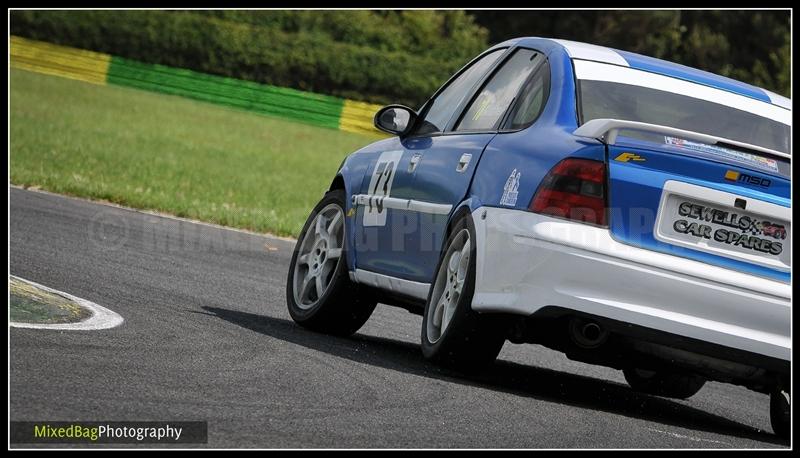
[569,317,609,349]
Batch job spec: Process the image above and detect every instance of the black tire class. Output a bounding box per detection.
[770,389,790,439]
[286,189,376,336]
[623,368,706,399]
[420,211,506,373]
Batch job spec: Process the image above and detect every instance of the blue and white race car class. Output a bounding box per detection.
[286,38,791,437]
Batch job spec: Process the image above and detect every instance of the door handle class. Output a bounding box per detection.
[408,153,422,173]
[456,153,472,173]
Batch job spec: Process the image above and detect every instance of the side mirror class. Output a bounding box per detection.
[374,105,417,137]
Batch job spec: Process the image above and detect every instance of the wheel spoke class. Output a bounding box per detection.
[327,211,343,240]
[315,274,325,299]
[315,212,329,240]
[297,221,317,256]
[459,239,471,268]
[448,250,461,275]
[327,248,342,260]
[298,253,311,266]
[441,297,455,332]
[299,272,316,303]
[452,277,464,295]
[432,293,447,327]
[455,237,470,288]
[319,256,336,283]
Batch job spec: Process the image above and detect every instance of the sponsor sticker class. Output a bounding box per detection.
[672,200,786,256]
[500,169,521,206]
[614,152,646,162]
[723,169,772,188]
[664,136,779,173]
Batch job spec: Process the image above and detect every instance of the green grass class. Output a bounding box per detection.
[10,68,378,237]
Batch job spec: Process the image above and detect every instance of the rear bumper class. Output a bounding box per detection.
[471,207,791,362]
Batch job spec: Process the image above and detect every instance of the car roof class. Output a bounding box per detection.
[502,37,790,111]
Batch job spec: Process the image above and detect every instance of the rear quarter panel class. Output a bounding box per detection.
[468,42,605,213]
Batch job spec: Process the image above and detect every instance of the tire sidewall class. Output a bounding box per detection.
[770,389,790,438]
[286,189,349,323]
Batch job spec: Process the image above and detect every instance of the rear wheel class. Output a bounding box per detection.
[623,368,706,399]
[286,189,376,336]
[420,212,505,373]
[770,389,790,439]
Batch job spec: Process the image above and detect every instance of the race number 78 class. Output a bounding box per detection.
[363,150,403,227]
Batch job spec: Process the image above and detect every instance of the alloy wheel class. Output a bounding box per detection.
[426,228,471,343]
[293,203,345,309]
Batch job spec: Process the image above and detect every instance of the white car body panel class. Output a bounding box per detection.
[551,39,630,66]
[471,207,791,361]
[573,60,791,125]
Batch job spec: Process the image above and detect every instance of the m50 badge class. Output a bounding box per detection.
[724,170,771,188]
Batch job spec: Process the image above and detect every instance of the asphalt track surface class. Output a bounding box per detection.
[9,188,790,448]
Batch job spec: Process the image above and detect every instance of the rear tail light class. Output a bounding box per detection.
[529,158,607,226]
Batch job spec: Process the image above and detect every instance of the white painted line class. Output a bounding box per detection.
[10,185,298,243]
[9,276,124,330]
[646,427,731,446]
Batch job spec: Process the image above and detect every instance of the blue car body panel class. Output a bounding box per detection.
[333,37,791,289]
[399,133,498,282]
[607,140,790,283]
[337,137,398,274]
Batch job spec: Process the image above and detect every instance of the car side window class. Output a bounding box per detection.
[456,49,545,132]
[504,58,550,130]
[414,49,506,136]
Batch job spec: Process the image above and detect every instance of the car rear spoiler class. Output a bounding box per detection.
[573,118,790,161]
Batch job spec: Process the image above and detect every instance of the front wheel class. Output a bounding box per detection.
[286,189,376,336]
[420,212,505,373]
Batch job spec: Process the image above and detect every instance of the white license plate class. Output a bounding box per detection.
[655,188,790,272]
